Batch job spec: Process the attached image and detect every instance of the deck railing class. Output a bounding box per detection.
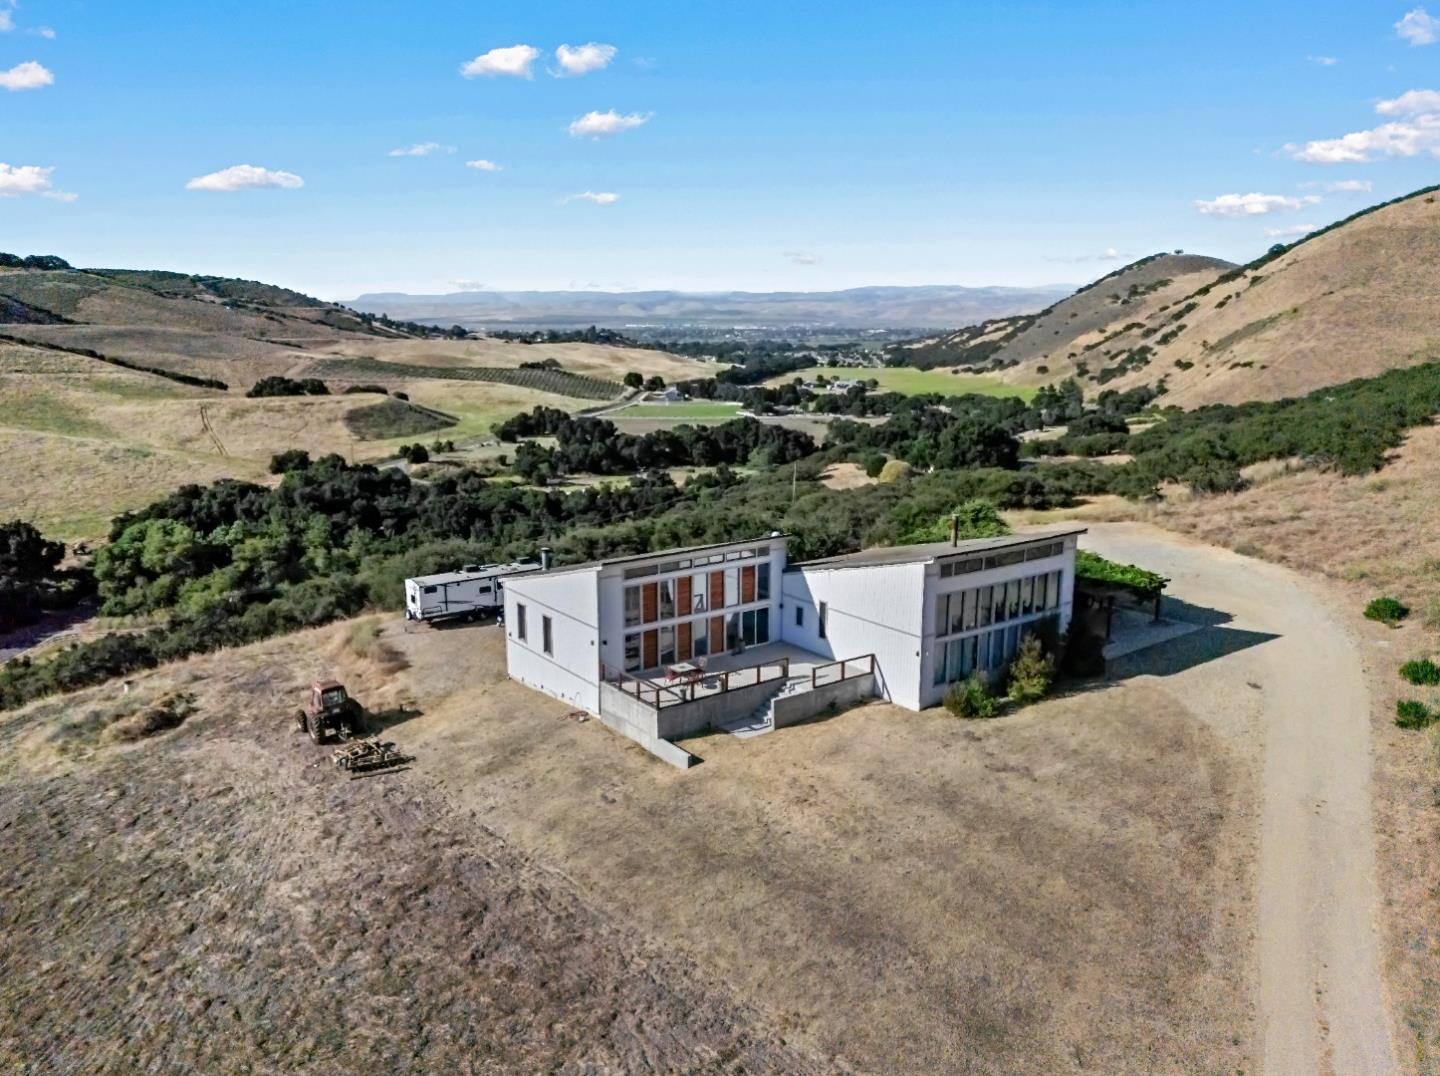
[604,658,790,711]
[808,654,876,690]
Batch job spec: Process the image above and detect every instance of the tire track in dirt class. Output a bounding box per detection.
[1084,523,1396,1075]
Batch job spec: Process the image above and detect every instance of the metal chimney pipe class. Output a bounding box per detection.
[540,546,553,571]
[948,515,959,546]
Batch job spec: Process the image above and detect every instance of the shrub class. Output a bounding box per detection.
[862,452,888,478]
[877,459,912,483]
[944,674,998,719]
[247,375,330,398]
[1364,597,1410,626]
[269,449,312,474]
[1400,659,1440,686]
[1396,699,1435,730]
[1007,634,1055,704]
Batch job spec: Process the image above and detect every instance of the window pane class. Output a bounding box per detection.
[993,585,1007,624]
[934,594,949,636]
[517,603,527,640]
[743,609,756,646]
[757,562,771,600]
[978,586,992,627]
[724,568,739,607]
[659,579,676,619]
[624,634,641,672]
[949,593,965,634]
[947,639,962,683]
[542,616,553,655]
[694,629,709,658]
[624,586,641,627]
[962,589,978,631]
[726,612,741,650]
[962,636,978,677]
[659,626,676,666]
[756,608,770,645]
[1053,570,1064,609]
[1020,576,1034,615]
[818,602,827,640]
[1007,580,1022,620]
[934,643,948,685]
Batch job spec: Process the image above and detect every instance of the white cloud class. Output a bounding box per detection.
[567,109,650,138]
[1376,88,1440,115]
[782,250,821,265]
[1045,247,1124,264]
[185,164,305,192]
[388,142,454,157]
[1325,179,1373,192]
[565,190,620,205]
[1307,55,1339,65]
[0,163,75,201]
[461,44,539,79]
[453,280,487,291]
[35,26,54,39]
[0,60,52,90]
[1396,7,1440,44]
[554,43,617,77]
[464,159,502,172]
[1287,116,1440,162]
[0,11,12,32]
[1289,88,1440,163]
[1195,192,1321,216]
[1265,224,1317,238]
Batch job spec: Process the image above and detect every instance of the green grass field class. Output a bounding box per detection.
[766,366,1035,400]
[613,402,743,419]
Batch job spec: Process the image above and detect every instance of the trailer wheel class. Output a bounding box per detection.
[296,709,308,734]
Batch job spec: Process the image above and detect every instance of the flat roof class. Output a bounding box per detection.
[791,526,1088,571]
[519,534,789,579]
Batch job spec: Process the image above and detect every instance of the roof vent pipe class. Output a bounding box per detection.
[949,514,960,547]
[539,547,553,572]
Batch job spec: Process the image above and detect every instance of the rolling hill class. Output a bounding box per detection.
[344,283,1074,331]
[895,185,1440,407]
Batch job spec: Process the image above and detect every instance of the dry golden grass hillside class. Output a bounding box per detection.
[894,253,1234,380]
[986,187,1440,405]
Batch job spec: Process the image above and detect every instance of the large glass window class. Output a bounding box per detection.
[516,603,527,641]
[542,616,553,656]
[933,643,948,685]
[1006,579,1022,620]
[659,579,676,620]
[962,589,978,631]
[757,608,770,645]
[624,634,641,672]
[624,586,641,627]
[757,562,771,600]
[1020,576,1034,616]
[659,625,676,666]
[934,594,949,636]
[977,586,993,627]
[742,609,757,646]
[726,612,742,650]
[724,568,739,608]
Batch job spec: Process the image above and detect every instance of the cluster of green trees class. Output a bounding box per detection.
[1121,362,1440,493]
[496,409,816,482]
[0,252,72,270]
[0,521,90,633]
[246,376,330,398]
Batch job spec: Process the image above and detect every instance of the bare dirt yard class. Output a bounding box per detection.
[2,596,1256,1073]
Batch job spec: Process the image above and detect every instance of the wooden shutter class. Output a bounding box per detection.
[740,565,756,603]
[677,621,692,661]
[642,582,658,623]
[709,616,724,654]
[677,575,692,616]
[708,570,725,611]
[642,630,659,670]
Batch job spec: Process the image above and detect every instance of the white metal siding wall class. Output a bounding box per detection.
[781,562,927,710]
[502,570,602,714]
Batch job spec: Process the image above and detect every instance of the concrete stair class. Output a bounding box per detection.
[717,677,807,739]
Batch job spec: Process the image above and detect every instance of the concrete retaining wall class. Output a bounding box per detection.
[595,684,697,769]
[654,678,786,740]
[771,673,877,729]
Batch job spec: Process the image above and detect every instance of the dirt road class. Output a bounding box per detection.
[1084,523,1396,1074]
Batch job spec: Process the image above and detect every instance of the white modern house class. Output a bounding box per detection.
[502,526,1084,766]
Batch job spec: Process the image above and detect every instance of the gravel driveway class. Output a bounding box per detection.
[1083,522,1397,1075]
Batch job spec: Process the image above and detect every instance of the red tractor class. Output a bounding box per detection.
[295,680,364,744]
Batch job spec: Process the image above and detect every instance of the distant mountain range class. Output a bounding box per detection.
[342,284,1076,331]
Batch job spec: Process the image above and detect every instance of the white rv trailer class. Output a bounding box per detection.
[405,557,548,623]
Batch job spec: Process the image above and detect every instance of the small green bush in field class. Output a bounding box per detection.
[1007,634,1055,704]
[1400,659,1440,686]
[1365,597,1410,626]
[1396,699,1434,730]
[944,675,998,719]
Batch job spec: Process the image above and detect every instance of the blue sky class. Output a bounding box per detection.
[3,0,1439,298]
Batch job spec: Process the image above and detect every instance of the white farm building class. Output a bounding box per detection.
[502,527,1084,766]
